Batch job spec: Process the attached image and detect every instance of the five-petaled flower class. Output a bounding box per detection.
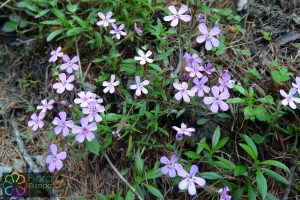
[53,73,74,94]
[160,155,183,177]
[184,53,202,68]
[74,91,95,108]
[134,23,143,36]
[192,76,210,97]
[60,55,79,74]
[292,76,300,94]
[52,111,74,136]
[72,117,97,143]
[97,11,116,27]
[203,86,230,113]
[49,47,63,63]
[201,62,216,75]
[134,49,153,65]
[130,76,149,96]
[218,186,232,200]
[46,144,67,172]
[37,99,55,113]
[280,88,300,109]
[82,101,105,122]
[28,112,45,131]
[196,23,221,50]
[218,75,234,92]
[177,165,206,195]
[173,82,195,102]
[102,74,119,94]
[163,4,191,27]
[110,24,127,40]
[172,123,195,140]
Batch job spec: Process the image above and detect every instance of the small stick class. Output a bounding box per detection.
[75,38,83,82]
[104,152,143,200]
[0,0,12,10]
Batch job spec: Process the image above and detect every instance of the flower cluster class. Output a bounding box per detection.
[280,76,300,109]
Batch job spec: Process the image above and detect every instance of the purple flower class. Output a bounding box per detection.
[82,101,105,122]
[179,73,190,82]
[103,74,119,94]
[218,75,234,92]
[172,123,195,140]
[184,53,202,68]
[201,62,216,75]
[46,144,67,172]
[203,86,230,113]
[60,100,67,107]
[134,49,153,65]
[292,76,300,94]
[280,88,300,109]
[196,23,221,50]
[220,69,231,80]
[49,47,63,63]
[163,4,191,27]
[74,91,95,108]
[185,65,203,79]
[60,55,79,74]
[177,165,206,195]
[173,82,195,102]
[72,118,97,143]
[112,130,120,138]
[52,111,74,136]
[53,73,74,94]
[218,186,232,200]
[192,76,210,97]
[28,112,45,131]
[110,24,127,40]
[130,76,149,96]
[196,13,206,23]
[37,99,55,113]
[96,11,116,27]
[160,155,183,178]
[134,23,143,36]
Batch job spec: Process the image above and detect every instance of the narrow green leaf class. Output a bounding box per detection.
[212,126,221,149]
[145,168,162,180]
[259,160,290,173]
[135,149,144,175]
[125,190,135,200]
[200,172,223,180]
[154,48,174,61]
[241,134,258,159]
[2,21,17,32]
[47,29,63,42]
[184,151,201,159]
[239,143,257,161]
[143,183,163,199]
[84,138,100,156]
[214,156,236,170]
[148,64,163,72]
[213,137,229,152]
[66,27,85,36]
[260,168,289,185]
[234,85,248,96]
[256,170,267,200]
[227,97,246,104]
[196,118,208,125]
[247,181,256,200]
[234,166,247,177]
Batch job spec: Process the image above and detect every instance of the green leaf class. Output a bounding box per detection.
[241,134,258,159]
[244,106,256,120]
[234,85,248,96]
[247,181,256,200]
[143,183,163,199]
[94,31,102,48]
[145,168,162,180]
[35,9,50,18]
[67,3,79,12]
[135,149,144,175]
[105,113,122,122]
[102,134,112,150]
[196,118,208,125]
[254,106,270,122]
[241,49,251,56]
[184,151,201,159]
[95,192,106,200]
[213,137,229,152]
[47,29,63,42]
[176,108,185,118]
[212,126,221,149]
[9,14,22,22]
[200,172,223,180]
[256,170,267,200]
[125,190,135,200]
[148,64,163,72]
[239,143,257,161]
[257,95,275,105]
[154,48,174,61]
[234,166,247,176]
[41,20,61,25]
[84,138,100,155]
[51,8,66,20]
[252,133,265,144]
[2,21,17,32]
[259,160,290,172]
[214,156,236,170]
[66,27,85,36]
[262,31,272,41]
[260,168,289,185]
[227,97,246,104]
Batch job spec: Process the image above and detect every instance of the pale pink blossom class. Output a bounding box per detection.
[173,82,195,102]
[163,4,191,27]
[53,73,74,94]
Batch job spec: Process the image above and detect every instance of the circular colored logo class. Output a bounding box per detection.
[2,172,28,197]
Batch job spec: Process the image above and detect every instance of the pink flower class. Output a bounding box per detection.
[196,23,221,50]
[280,88,300,109]
[192,76,210,97]
[177,165,206,195]
[74,91,95,108]
[49,47,63,62]
[28,112,45,131]
[173,82,195,102]
[292,76,300,94]
[37,99,55,113]
[130,76,149,96]
[134,23,143,36]
[220,69,231,80]
[46,144,67,172]
[184,53,202,68]
[72,118,97,143]
[52,111,74,136]
[103,74,119,94]
[185,65,203,78]
[172,123,195,140]
[134,49,153,65]
[53,73,74,94]
[218,186,232,200]
[110,24,127,40]
[82,101,105,122]
[163,4,191,27]
[160,155,183,178]
[201,62,216,75]
[203,86,230,113]
[96,11,116,27]
[60,55,79,74]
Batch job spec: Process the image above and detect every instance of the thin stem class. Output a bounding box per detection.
[75,38,83,82]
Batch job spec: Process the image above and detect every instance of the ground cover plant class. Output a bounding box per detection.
[1,0,300,199]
